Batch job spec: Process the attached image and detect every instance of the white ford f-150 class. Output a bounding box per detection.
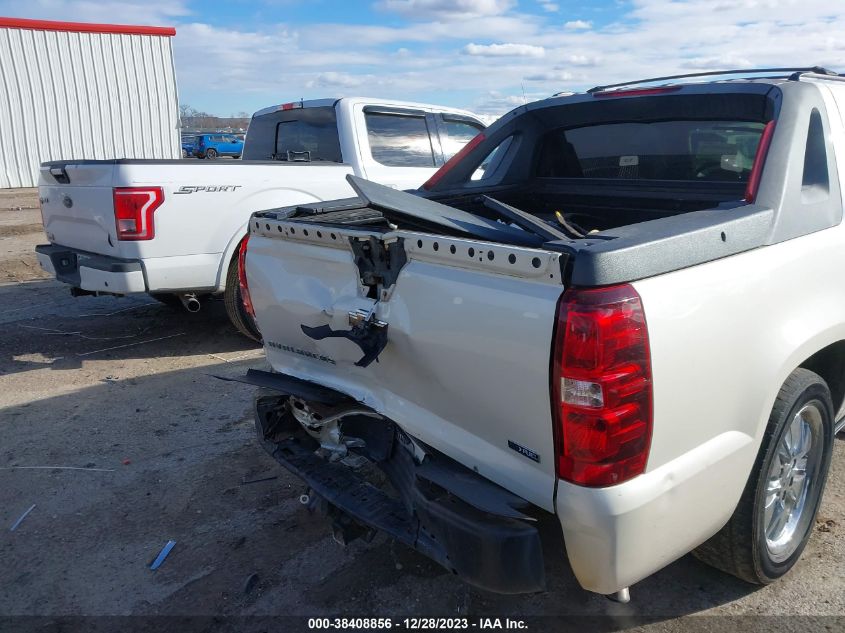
[34,97,484,338]
[239,68,845,599]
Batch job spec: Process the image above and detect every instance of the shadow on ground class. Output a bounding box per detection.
[0,280,258,376]
[0,363,762,625]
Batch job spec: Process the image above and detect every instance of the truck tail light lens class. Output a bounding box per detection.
[744,120,776,203]
[551,284,653,487]
[422,132,486,191]
[113,187,163,241]
[237,235,255,318]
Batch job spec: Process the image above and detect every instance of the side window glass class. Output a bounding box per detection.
[440,118,484,161]
[471,136,513,181]
[365,112,436,167]
[802,108,829,203]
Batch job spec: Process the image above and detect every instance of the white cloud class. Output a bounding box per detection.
[539,1,559,11]
[306,72,368,89]
[298,15,541,47]
[566,54,600,66]
[679,55,755,70]
[471,91,528,115]
[463,42,545,57]
[525,70,573,81]
[564,19,593,30]
[375,0,515,20]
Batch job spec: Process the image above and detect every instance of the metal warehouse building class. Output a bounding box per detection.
[0,17,180,188]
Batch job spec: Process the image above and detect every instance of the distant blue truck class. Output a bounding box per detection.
[184,134,244,159]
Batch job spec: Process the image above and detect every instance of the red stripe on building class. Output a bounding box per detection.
[0,16,176,37]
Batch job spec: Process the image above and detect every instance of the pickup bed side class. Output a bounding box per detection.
[559,222,845,593]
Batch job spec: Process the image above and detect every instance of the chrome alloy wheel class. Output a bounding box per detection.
[764,401,824,562]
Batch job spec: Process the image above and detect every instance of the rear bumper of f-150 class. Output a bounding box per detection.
[36,243,146,294]
[36,244,225,294]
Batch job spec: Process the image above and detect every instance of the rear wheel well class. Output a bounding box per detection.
[799,340,845,419]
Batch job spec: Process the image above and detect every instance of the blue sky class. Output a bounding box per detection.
[1,0,844,117]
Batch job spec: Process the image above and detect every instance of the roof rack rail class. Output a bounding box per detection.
[587,67,838,94]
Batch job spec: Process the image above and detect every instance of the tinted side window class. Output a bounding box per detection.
[471,136,513,181]
[802,108,829,202]
[365,112,436,167]
[243,106,341,162]
[440,118,484,161]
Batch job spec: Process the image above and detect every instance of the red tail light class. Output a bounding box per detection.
[237,235,255,318]
[422,132,486,191]
[113,187,163,241]
[551,284,653,487]
[744,120,776,203]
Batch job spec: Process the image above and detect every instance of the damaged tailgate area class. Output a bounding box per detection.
[252,375,546,595]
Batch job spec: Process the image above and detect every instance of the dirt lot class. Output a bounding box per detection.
[1,188,844,631]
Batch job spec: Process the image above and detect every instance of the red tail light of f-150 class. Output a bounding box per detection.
[113,187,164,241]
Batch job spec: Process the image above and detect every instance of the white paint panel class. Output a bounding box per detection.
[0,26,179,188]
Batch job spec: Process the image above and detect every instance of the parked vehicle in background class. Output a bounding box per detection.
[193,134,244,159]
[241,69,845,599]
[35,97,485,339]
[181,135,196,158]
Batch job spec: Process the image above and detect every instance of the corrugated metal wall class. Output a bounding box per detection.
[0,27,180,188]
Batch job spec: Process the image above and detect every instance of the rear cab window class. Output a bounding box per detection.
[537,120,766,182]
[243,106,342,162]
[437,92,777,197]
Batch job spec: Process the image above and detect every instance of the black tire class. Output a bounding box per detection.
[693,368,834,584]
[206,148,218,159]
[224,253,260,341]
[233,155,241,160]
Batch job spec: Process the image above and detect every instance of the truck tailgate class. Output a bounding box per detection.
[247,218,565,511]
[39,162,119,255]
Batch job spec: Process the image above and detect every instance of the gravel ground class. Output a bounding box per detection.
[1,190,843,632]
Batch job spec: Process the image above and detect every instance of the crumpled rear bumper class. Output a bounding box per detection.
[253,385,547,595]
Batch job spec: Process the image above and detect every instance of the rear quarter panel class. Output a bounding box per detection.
[633,220,845,531]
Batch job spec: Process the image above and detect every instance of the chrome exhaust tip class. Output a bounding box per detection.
[180,293,201,313]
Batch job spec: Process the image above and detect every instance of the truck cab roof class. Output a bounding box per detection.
[252,96,480,121]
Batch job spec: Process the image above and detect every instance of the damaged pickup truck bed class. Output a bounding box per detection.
[239,68,845,598]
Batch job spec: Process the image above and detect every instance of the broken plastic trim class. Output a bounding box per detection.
[254,391,546,594]
[345,175,544,247]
